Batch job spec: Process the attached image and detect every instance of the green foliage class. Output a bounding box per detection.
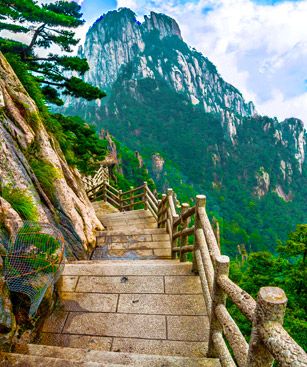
[0,0,105,104]
[5,53,47,111]
[63,77,106,101]
[52,114,108,175]
[112,140,156,192]
[277,224,306,262]
[229,225,307,350]
[68,71,307,256]
[0,184,38,221]
[29,159,62,199]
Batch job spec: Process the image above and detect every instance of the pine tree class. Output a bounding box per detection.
[0,0,105,105]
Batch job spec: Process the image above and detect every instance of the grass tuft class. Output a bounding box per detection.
[1,184,39,221]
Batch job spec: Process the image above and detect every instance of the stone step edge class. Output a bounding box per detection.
[21,344,219,365]
[0,352,123,367]
[64,259,184,265]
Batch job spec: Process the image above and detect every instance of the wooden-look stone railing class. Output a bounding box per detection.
[82,165,109,192]
[86,178,306,366]
[157,192,307,367]
[86,180,159,220]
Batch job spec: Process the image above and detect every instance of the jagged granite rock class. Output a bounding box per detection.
[254,167,270,198]
[0,275,16,352]
[0,53,103,259]
[71,8,255,142]
[61,8,306,253]
[0,199,23,242]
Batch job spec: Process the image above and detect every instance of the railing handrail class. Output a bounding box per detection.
[84,173,306,366]
[157,192,307,367]
[86,179,159,219]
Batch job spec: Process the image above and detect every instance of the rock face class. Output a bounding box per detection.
[0,52,103,259]
[62,8,306,252]
[254,167,270,198]
[72,7,255,141]
[63,8,307,201]
[0,275,16,351]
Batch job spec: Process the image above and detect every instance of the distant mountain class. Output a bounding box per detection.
[63,8,307,255]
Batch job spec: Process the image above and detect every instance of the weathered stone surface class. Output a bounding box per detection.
[117,294,206,315]
[63,261,193,276]
[39,333,112,351]
[94,211,171,259]
[42,310,68,333]
[57,276,79,292]
[165,276,203,294]
[152,233,170,241]
[76,275,164,293]
[167,316,209,341]
[59,292,118,312]
[107,248,154,257]
[112,337,208,357]
[63,312,166,339]
[0,199,22,240]
[21,344,221,367]
[153,248,172,257]
[0,353,113,366]
[97,228,167,236]
[0,276,16,351]
[0,52,103,259]
[107,241,170,250]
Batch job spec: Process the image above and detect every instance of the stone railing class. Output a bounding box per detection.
[86,180,158,220]
[82,165,109,192]
[157,192,307,367]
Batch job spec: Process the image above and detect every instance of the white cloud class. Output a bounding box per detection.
[257,89,307,122]
[116,0,307,126]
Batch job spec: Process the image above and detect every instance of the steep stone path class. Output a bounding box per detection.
[92,210,172,260]
[0,208,220,366]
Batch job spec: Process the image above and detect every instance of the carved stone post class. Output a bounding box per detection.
[167,188,173,237]
[180,203,189,262]
[194,195,206,273]
[208,255,230,358]
[143,181,148,210]
[119,190,123,212]
[167,188,179,257]
[247,287,287,367]
[158,194,166,228]
[212,217,221,250]
[130,186,134,211]
[103,181,107,202]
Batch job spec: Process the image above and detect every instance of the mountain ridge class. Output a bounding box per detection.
[74,7,258,142]
[63,7,306,254]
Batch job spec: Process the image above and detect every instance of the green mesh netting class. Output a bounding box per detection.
[3,222,65,317]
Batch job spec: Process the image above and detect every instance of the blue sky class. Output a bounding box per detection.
[37,0,307,125]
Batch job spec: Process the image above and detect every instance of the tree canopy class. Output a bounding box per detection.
[0,0,105,105]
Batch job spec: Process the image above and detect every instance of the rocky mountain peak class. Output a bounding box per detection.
[143,11,182,40]
[74,8,257,141]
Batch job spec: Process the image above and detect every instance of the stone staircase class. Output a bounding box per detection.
[0,208,220,366]
[92,209,172,260]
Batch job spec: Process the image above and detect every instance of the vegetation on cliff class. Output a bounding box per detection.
[0,0,105,105]
[80,76,306,256]
[230,224,307,350]
[0,1,305,351]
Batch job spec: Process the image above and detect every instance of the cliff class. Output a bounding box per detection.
[62,8,306,253]
[74,8,255,140]
[0,52,102,259]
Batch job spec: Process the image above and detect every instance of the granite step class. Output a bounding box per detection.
[16,344,221,367]
[96,228,168,236]
[0,352,120,366]
[100,210,153,219]
[58,273,202,295]
[62,260,193,276]
[91,247,171,260]
[37,334,208,358]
